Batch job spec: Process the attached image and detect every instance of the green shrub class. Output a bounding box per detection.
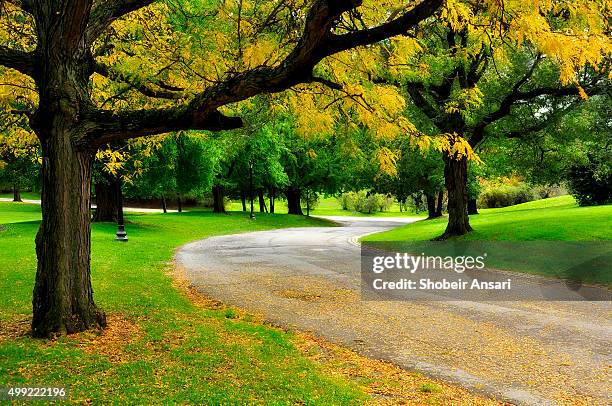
[363,194,382,214]
[353,190,369,213]
[479,184,535,208]
[340,191,392,213]
[339,192,357,210]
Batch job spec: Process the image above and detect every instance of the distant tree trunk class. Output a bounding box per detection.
[93,178,118,222]
[468,198,479,215]
[12,184,22,202]
[426,194,439,219]
[435,191,444,217]
[212,185,225,213]
[286,188,303,215]
[438,155,472,239]
[161,194,168,213]
[240,191,247,212]
[177,193,183,213]
[305,190,311,216]
[269,188,275,214]
[258,189,267,213]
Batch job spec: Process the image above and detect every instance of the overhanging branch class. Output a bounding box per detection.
[83,108,242,147]
[85,0,442,146]
[0,46,36,77]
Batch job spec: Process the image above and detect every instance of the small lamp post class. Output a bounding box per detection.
[249,161,255,220]
[115,178,128,241]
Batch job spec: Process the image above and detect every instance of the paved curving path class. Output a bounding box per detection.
[176,217,612,405]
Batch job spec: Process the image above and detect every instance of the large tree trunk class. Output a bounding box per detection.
[286,188,303,215]
[212,185,225,213]
[30,12,108,337]
[468,198,479,215]
[426,193,439,219]
[32,133,106,337]
[438,155,472,240]
[93,177,118,222]
[12,184,22,202]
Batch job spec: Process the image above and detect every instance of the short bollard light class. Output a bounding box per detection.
[115,223,128,242]
[115,178,128,242]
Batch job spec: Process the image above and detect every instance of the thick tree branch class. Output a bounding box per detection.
[470,82,608,145]
[326,0,443,53]
[406,84,438,120]
[82,108,243,147]
[86,0,156,43]
[84,0,442,146]
[0,45,36,77]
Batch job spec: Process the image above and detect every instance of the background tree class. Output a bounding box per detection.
[373,1,611,238]
[375,137,445,218]
[0,129,39,201]
[126,137,177,213]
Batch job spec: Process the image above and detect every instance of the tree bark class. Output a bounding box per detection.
[435,191,444,217]
[212,185,225,213]
[437,155,472,239]
[29,9,108,337]
[269,187,275,214]
[286,188,303,215]
[32,135,106,337]
[468,198,479,215]
[258,189,267,213]
[93,177,118,222]
[426,193,439,219]
[240,191,247,212]
[161,194,167,213]
[12,184,21,202]
[177,193,183,213]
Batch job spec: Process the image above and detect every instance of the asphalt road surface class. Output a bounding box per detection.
[176,216,611,405]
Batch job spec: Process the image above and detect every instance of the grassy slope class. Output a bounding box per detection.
[362,196,612,285]
[364,196,611,241]
[0,204,366,404]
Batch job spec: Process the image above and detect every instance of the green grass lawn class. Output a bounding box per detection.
[0,203,368,404]
[362,196,612,285]
[0,202,41,224]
